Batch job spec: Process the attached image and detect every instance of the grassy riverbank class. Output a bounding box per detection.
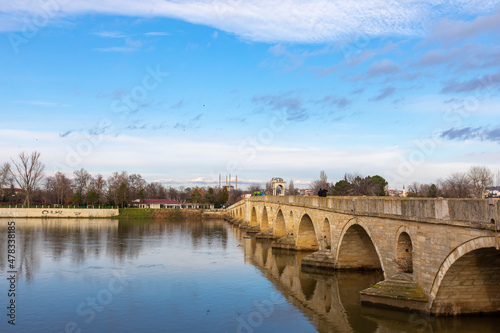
[117,208,203,219]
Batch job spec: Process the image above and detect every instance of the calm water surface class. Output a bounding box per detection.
[0,218,499,333]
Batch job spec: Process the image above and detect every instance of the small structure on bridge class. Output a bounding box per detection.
[271,177,286,196]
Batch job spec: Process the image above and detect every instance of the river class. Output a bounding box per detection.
[0,218,498,332]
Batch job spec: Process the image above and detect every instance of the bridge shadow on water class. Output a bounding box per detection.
[228,224,500,333]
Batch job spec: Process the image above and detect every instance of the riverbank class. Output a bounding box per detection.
[0,207,208,219]
[117,208,204,219]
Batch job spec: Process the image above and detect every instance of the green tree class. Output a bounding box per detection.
[71,191,83,205]
[370,175,387,196]
[88,191,100,204]
[117,181,128,208]
[190,188,203,203]
[333,180,350,196]
[205,187,216,204]
[221,187,229,206]
[428,184,438,198]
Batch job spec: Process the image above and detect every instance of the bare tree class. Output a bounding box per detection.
[0,162,13,198]
[45,172,72,205]
[407,182,421,197]
[442,172,471,198]
[73,168,92,202]
[467,166,494,198]
[90,174,107,204]
[265,181,272,194]
[10,151,45,206]
[345,173,378,196]
[106,171,129,205]
[128,174,147,200]
[310,170,330,194]
[247,184,262,193]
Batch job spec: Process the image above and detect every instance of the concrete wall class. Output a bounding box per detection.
[0,208,119,218]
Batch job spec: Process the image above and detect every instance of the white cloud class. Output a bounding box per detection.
[13,100,70,107]
[1,129,499,189]
[93,31,126,38]
[2,1,499,42]
[144,31,170,36]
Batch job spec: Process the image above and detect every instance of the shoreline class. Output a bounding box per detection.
[0,208,209,219]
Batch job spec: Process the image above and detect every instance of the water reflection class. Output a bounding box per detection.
[0,219,498,333]
[0,218,229,282]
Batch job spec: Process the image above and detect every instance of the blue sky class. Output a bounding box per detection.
[1,0,500,189]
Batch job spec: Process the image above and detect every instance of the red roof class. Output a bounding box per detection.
[143,199,183,205]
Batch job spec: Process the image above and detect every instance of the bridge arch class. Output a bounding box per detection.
[274,209,287,238]
[429,237,500,315]
[296,214,319,251]
[250,207,258,226]
[261,207,270,231]
[395,226,413,273]
[336,218,384,273]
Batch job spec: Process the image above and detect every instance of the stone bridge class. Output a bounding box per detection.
[226,195,500,316]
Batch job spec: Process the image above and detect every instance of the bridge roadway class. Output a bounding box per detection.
[226,195,500,316]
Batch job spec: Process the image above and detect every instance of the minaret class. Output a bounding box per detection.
[219,174,221,189]
[236,175,237,190]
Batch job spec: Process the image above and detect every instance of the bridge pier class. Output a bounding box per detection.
[301,249,336,270]
[255,228,274,239]
[272,235,297,250]
[360,273,428,312]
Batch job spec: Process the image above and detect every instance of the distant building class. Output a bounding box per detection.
[486,186,500,198]
[387,189,407,197]
[131,199,213,209]
[223,185,234,192]
[298,189,314,196]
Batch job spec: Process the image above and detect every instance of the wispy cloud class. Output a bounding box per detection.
[367,59,400,76]
[441,71,500,93]
[253,92,309,121]
[93,36,142,53]
[93,46,137,53]
[316,94,351,109]
[14,100,70,107]
[2,1,499,42]
[441,126,500,142]
[93,31,126,38]
[144,31,170,37]
[430,7,500,42]
[371,86,396,101]
[171,100,184,109]
[59,130,73,138]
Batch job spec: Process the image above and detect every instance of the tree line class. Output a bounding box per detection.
[0,151,234,207]
[306,166,496,198]
[1,152,496,207]
[308,171,388,196]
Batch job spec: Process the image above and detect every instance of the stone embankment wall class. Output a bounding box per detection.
[0,208,119,218]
